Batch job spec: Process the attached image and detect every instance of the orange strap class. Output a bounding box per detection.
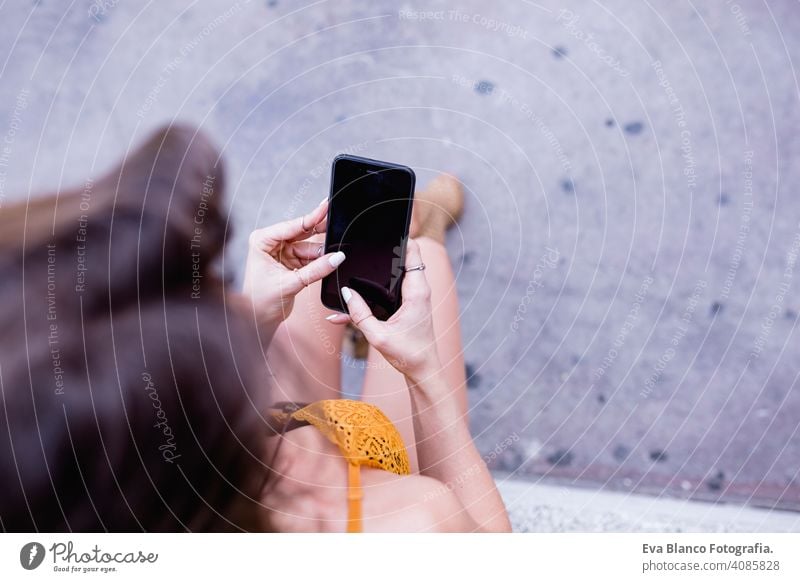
[346,463,363,533]
[270,400,410,533]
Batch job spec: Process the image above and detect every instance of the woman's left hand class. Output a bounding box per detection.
[242,198,345,328]
[324,239,441,381]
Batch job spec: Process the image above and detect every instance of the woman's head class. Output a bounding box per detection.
[0,124,269,531]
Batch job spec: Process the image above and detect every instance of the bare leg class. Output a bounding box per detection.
[361,176,468,473]
[268,236,346,403]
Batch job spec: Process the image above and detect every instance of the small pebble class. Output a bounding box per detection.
[706,470,725,492]
[710,301,723,316]
[649,449,668,463]
[474,80,494,95]
[604,118,615,127]
[552,46,568,59]
[612,444,630,461]
[465,363,481,389]
[561,178,574,193]
[546,448,573,467]
[623,121,645,135]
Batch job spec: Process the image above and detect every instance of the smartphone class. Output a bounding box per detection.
[321,154,416,321]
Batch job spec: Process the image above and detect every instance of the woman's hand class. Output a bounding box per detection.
[326,239,442,381]
[242,199,345,328]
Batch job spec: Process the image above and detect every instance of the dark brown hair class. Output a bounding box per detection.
[0,124,269,531]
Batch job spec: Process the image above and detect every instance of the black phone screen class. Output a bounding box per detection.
[321,155,415,320]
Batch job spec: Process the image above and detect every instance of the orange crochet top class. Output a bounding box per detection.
[268,399,411,532]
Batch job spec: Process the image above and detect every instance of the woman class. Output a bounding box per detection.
[0,124,510,532]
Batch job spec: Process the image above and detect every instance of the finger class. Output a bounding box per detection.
[405,237,423,267]
[282,241,326,262]
[251,198,328,251]
[279,251,345,295]
[313,214,328,234]
[324,313,351,325]
[295,198,329,240]
[341,286,384,339]
[401,238,430,302]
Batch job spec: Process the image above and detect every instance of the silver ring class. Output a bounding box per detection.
[316,244,324,257]
[404,263,426,272]
[354,314,375,326]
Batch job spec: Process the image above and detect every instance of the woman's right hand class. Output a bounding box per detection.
[242,199,344,330]
[325,239,442,381]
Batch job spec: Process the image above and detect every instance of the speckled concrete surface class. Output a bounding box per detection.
[498,478,800,532]
[1,0,798,518]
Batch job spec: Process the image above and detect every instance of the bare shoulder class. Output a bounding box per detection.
[361,471,480,532]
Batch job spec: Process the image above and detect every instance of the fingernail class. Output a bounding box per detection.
[325,314,338,321]
[341,287,352,303]
[328,251,345,267]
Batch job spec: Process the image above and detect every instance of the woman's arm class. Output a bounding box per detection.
[328,239,511,532]
[406,368,511,532]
